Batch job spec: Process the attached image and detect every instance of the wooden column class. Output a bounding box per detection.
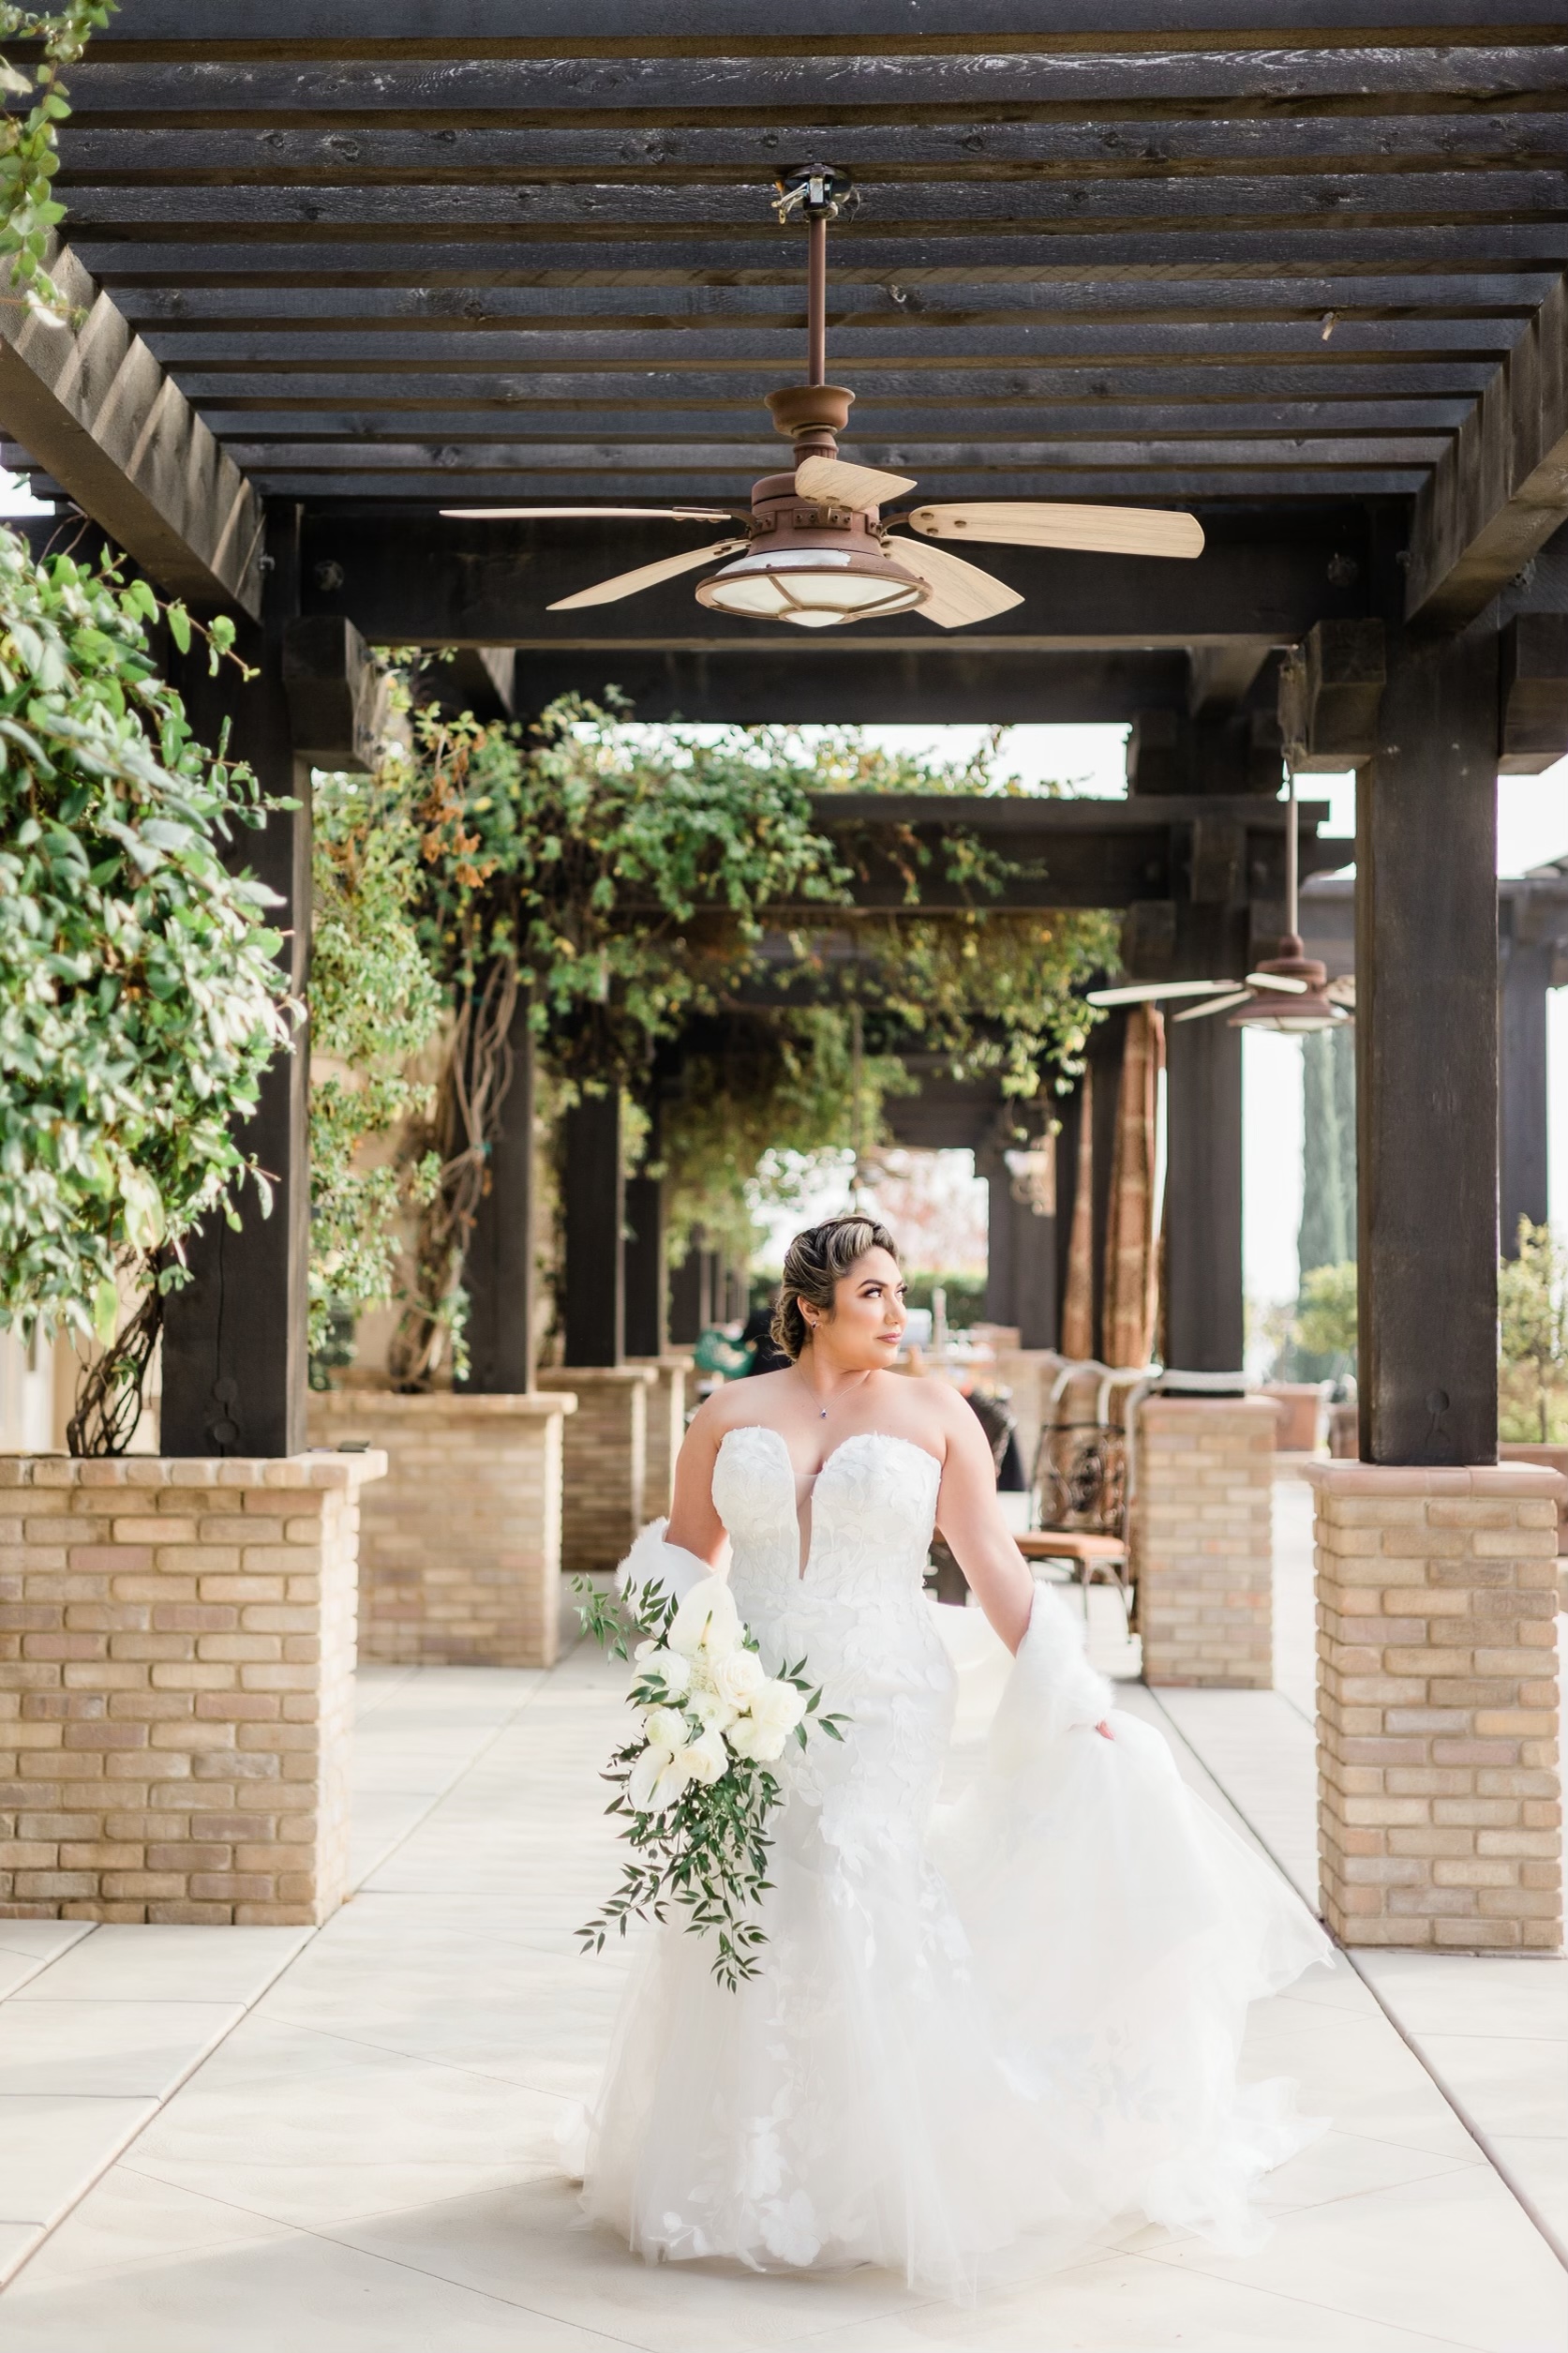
[982,1155,1016,1327]
[1357,627,1500,1464]
[667,1241,703,1346]
[160,505,310,1458]
[1499,936,1553,1257]
[1164,1013,1245,1372]
[623,1170,667,1359]
[1010,1194,1058,1349]
[562,1092,624,1367]
[456,1003,537,1394]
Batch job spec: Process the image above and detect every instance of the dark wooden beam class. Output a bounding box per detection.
[508,646,1189,725]
[1356,623,1499,1464]
[1278,617,1387,771]
[298,509,1376,650]
[1499,934,1552,1261]
[1499,608,1568,772]
[623,1171,667,1359]
[562,1092,623,1367]
[280,612,391,771]
[159,505,308,1455]
[0,236,262,616]
[1163,1012,1244,1374]
[1406,272,1568,631]
[455,998,537,1393]
[52,46,1568,121]
[53,113,1568,184]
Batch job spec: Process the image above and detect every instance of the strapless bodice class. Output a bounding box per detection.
[712,1424,941,1601]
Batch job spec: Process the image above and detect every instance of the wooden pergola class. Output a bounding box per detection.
[3,3,1566,1467]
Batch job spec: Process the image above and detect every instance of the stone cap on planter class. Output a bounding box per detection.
[0,1449,387,1489]
[1303,1458,1567,1499]
[308,1391,576,1421]
[539,1365,658,1387]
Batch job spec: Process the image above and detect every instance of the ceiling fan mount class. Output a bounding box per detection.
[441,170,1205,625]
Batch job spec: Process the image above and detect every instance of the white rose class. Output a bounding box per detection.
[743,1678,808,1748]
[712,1646,766,1712]
[668,1575,741,1660]
[688,1686,738,1735]
[634,1643,690,1700]
[727,1715,786,1764]
[627,1742,691,1813]
[679,1725,729,1786]
[641,1705,690,1754]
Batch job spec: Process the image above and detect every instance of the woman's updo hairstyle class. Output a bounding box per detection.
[770,1214,899,1362]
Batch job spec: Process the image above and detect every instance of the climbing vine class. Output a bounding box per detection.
[0,526,294,1447]
[0,5,114,325]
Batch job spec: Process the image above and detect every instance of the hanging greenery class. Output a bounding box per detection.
[0,528,295,1445]
[0,5,114,326]
[1499,1219,1568,1444]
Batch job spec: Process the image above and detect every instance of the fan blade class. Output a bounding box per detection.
[907,502,1204,560]
[1171,990,1253,1023]
[795,454,918,510]
[442,505,737,521]
[903,539,1023,629]
[546,539,748,611]
[1246,971,1310,995]
[1087,979,1240,1008]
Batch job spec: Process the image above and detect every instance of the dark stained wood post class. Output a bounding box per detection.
[1163,1014,1246,1372]
[1357,627,1500,1463]
[161,506,310,1457]
[623,1171,667,1358]
[562,1091,624,1367]
[667,1239,703,1346]
[1010,1193,1058,1350]
[1499,931,1552,1259]
[455,1002,537,1394]
[981,1153,1016,1328]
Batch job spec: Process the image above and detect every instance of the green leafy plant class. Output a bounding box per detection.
[1499,1219,1568,1444]
[1293,1259,1358,1369]
[0,5,114,326]
[0,527,295,1445]
[308,759,445,1369]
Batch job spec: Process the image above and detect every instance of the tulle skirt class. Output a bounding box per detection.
[572,1596,1332,2303]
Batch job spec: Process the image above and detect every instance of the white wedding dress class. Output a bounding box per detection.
[575,1426,1332,2301]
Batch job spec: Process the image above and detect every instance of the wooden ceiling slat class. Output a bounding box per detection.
[51,115,1568,184]
[49,50,1568,128]
[201,401,1472,438]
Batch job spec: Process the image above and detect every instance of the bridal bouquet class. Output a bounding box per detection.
[575,1569,844,1989]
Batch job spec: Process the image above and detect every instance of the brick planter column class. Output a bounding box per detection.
[1307,1460,1563,1951]
[537,1365,656,1577]
[307,1391,575,1669]
[0,1450,384,1926]
[1130,1395,1278,1687]
[628,1356,689,1517]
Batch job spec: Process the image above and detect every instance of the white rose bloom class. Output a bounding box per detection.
[713,1646,766,1711]
[641,1705,690,1754]
[728,1715,787,1764]
[668,1575,741,1660]
[679,1725,729,1786]
[688,1686,738,1735]
[635,1645,690,1699]
[749,1678,808,1740]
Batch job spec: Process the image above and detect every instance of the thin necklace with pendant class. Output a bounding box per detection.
[797,1356,829,1419]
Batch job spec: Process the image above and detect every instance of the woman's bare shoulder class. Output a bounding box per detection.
[692,1369,798,1438]
[871,1370,975,1447]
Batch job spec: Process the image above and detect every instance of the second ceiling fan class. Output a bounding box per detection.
[443,165,1205,629]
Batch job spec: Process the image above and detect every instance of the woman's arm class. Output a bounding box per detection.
[663,1395,730,1565]
[933,1389,1113,1735]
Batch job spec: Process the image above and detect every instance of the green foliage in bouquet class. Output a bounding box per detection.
[575,1571,845,1993]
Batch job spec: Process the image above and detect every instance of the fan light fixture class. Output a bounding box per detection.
[1226,937,1342,1032]
[696,543,928,627]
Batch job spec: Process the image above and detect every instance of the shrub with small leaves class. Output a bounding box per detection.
[0,5,114,326]
[0,525,294,1357]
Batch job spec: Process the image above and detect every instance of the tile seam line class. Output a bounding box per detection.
[0,1663,560,2297]
[1138,1681,1568,2280]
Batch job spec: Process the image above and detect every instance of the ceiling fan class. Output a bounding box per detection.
[441,164,1205,630]
[1087,771,1352,1031]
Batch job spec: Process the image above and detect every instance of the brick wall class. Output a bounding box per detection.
[628,1356,688,1518]
[1307,1460,1563,1952]
[537,1366,654,1577]
[1130,1394,1278,1687]
[307,1391,573,1669]
[0,1451,382,1925]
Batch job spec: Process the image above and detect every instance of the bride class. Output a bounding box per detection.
[573,1214,1331,2300]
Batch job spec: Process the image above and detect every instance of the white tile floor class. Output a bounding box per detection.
[0,1490,1560,2351]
